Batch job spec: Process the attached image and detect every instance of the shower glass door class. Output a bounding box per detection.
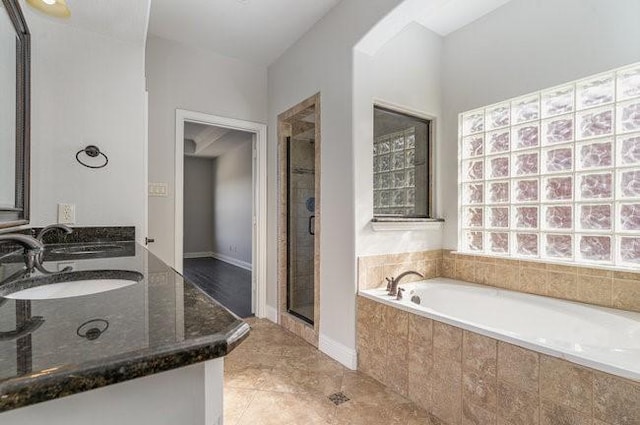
[286,109,316,325]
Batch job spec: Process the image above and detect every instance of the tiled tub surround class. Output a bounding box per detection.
[358,250,640,313]
[0,242,249,412]
[356,293,640,425]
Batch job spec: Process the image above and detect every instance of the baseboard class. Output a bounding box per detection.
[211,252,252,271]
[183,251,214,259]
[183,251,252,271]
[319,334,357,370]
[264,304,278,324]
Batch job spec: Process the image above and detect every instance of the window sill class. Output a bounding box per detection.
[370,218,444,232]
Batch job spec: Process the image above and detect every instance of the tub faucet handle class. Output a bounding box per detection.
[385,277,393,292]
[396,287,405,301]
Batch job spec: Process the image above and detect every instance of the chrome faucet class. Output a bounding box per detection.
[36,224,73,265]
[0,234,45,273]
[386,270,424,297]
[36,223,73,242]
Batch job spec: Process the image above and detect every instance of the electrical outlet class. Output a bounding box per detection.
[148,183,168,197]
[58,203,76,224]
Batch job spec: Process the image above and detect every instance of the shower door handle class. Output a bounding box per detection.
[308,215,315,236]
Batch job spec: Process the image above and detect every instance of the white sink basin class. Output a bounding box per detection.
[1,271,143,300]
[5,279,137,300]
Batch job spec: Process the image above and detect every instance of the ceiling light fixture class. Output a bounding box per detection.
[26,0,71,18]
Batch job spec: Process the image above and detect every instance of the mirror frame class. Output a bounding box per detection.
[0,0,30,229]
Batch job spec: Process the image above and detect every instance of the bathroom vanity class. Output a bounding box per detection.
[0,229,249,424]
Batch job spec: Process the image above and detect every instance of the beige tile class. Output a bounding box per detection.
[408,370,432,412]
[409,342,433,378]
[463,368,497,410]
[463,400,496,425]
[578,267,613,278]
[238,389,336,425]
[497,342,539,392]
[491,265,518,289]
[539,355,593,414]
[432,356,463,425]
[442,259,456,278]
[463,331,497,376]
[516,267,547,294]
[612,278,640,312]
[613,270,640,280]
[381,304,409,337]
[475,262,496,286]
[385,336,409,396]
[497,381,539,425]
[457,260,476,282]
[540,401,592,425]
[546,271,578,300]
[433,321,463,363]
[576,275,612,306]
[409,314,433,348]
[224,387,257,418]
[594,372,640,425]
[256,366,343,397]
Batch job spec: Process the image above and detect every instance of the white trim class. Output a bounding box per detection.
[183,251,214,259]
[211,253,252,271]
[319,334,358,370]
[264,304,279,324]
[175,109,268,319]
[370,220,444,232]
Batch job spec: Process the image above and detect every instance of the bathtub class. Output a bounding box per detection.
[360,277,640,381]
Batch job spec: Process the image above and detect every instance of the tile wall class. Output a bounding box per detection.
[358,250,640,313]
[357,296,640,425]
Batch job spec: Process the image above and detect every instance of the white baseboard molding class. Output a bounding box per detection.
[264,304,278,324]
[211,253,252,271]
[183,251,252,271]
[319,334,357,370]
[183,251,214,259]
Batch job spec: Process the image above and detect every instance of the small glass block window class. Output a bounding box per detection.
[374,106,431,217]
[459,61,640,267]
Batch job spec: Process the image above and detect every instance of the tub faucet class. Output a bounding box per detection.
[386,270,424,297]
[0,234,45,273]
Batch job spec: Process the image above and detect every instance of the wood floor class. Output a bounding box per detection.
[183,257,252,318]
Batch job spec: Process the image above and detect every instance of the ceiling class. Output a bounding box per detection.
[148,0,342,65]
[184,122,252,158]
[356,0,513,55]
[21,0,150,45]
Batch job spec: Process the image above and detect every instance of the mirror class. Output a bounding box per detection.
[0,0,29,229]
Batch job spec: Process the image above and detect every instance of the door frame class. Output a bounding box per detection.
[174,109,267,318]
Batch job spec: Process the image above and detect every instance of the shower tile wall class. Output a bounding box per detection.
[289,139,315,318]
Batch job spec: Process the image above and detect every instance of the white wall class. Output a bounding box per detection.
[268,0,404,359]
[183,156,214,254]
[213,136,253,265]
[26,14,146,239]
[354,22,443,256]
[146,35,267,265]
[440,0,640,249]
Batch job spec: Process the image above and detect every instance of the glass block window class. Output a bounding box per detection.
[459,62,640,267]
[374,106,431,217]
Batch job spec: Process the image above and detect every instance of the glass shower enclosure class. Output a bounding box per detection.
[286,108,316,325]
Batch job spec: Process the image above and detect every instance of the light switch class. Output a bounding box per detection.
[149,183,168,197]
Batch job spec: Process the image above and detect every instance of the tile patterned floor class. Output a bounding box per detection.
[224,318,443,425]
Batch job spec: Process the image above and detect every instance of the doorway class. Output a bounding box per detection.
[174,110,267,318]
[278,93,320,346]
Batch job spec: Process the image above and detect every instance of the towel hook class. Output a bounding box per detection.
[76,145,108,169]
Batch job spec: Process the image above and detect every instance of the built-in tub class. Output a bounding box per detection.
[360,277,640,381]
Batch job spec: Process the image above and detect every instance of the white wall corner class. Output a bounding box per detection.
[319,334,358,370]
[264,304,279,324]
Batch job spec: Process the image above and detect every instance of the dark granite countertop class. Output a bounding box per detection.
[0,241,250,412]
